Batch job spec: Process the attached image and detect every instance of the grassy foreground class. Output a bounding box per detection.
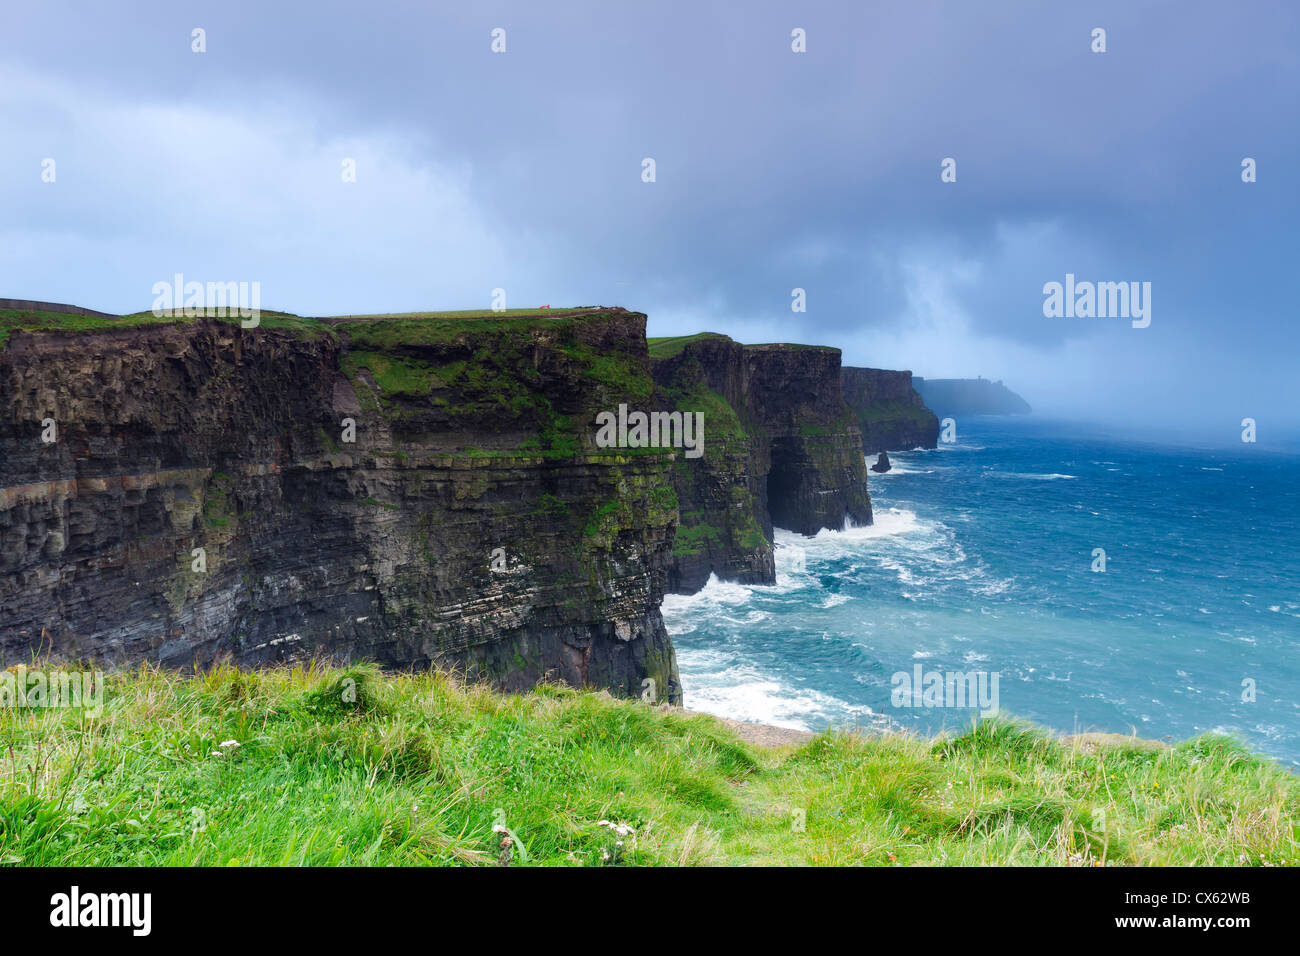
[1,662,1296,866]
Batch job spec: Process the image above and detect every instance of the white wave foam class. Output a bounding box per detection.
[661,575,760,636]
[874,465,935,476]
[681,668,883,732]
[775,507,923,545]
[661,575,753,613]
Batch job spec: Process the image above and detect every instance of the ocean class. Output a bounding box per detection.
[664,418,1300,769]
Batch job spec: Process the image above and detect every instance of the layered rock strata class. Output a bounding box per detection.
[0,307,681,702]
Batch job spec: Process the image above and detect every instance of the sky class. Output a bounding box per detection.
[2,1,1297,436]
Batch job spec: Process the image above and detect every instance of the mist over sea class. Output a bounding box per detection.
[665,418,1300,769]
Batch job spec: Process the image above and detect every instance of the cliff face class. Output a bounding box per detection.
[0,308,681,703]
[650,335,773,593]
[840,366,940,453]
[744,345,872,536]
[650,335,871,593]
[913,377,1031,417]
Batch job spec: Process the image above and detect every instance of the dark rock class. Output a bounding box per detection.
[650,334,872,594]
[0,310,681,704]
[841,366,940,453]
[871,451,891,473]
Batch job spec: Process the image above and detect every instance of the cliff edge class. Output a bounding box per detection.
[840,366,940,453]
[0,305,681,703]
[649,333,871,594]
[914,377,1031,417]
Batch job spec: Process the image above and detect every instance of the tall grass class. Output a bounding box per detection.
[1,661,1295,866]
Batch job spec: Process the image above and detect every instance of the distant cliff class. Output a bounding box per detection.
[0,304,681,703]
[650,333,871,594]
[840,367,939,453]
[913,377,1031,417]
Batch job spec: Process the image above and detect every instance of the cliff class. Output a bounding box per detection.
[0,305,682,703]
[840,366,940,453]
[913,377,1031,417]
[648,334,772,592]
[744,344,873,536]
[649,333,872,593]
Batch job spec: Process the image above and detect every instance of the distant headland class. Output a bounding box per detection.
[913,376,1031,417]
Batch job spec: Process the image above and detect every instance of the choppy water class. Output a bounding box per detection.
[664,419,1300,769]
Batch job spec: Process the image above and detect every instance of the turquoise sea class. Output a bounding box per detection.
[664,419,1300,769]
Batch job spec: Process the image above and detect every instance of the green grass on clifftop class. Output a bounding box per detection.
[646,332,731,359]
[0,308,335,349]
[335,309,654,458]
[2,663,1295,867]
[332,308,624,350]
[0,309,170,350]
[327,307,601,321]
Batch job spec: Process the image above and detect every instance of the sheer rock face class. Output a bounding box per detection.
[650,336,773,594]
[651,336,871,594]
[841,366,941,453]
[0,311,681,704]
[743,345,873,536]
